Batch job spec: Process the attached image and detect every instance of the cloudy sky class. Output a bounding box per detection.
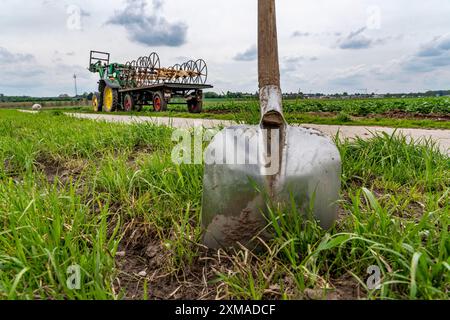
[1,0,450,96]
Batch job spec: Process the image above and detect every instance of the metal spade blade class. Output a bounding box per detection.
[201,0,341,250]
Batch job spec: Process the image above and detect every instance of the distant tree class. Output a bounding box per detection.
[204,92,220,99]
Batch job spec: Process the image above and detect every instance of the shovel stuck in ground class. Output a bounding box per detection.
[202,0,342,250]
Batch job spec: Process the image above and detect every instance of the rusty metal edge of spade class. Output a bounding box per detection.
[201,0,342,250]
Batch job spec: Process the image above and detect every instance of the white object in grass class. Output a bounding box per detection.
[32,104,42,111]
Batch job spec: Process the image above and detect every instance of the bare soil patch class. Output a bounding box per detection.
[113,219,220,300]
[365,110,450,121]
[36,156,88,184]
[113,217,366,300]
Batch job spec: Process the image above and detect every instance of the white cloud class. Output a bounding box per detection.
[107,0,188,47]
[1,0,450,96]
[0,47,94,96]
[234,45,257,61]
[402,34,450,72]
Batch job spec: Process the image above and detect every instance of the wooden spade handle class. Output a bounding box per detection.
[258,0,280,89]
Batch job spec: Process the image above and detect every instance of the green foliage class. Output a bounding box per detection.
[336,112,352,122]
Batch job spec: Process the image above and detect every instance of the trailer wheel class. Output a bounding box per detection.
[123,94,135,112]
[103,86,119,112]
[153,92,167,112]
[92,92,102,112]
[188,98,203,113]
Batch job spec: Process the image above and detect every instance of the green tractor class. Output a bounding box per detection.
[89,51,129,112]
[88,50,212,113]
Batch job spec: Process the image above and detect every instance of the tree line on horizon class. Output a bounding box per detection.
[1,90,449,103]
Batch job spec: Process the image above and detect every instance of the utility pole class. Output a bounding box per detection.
[73,74,78,97]
[358,88,368,95]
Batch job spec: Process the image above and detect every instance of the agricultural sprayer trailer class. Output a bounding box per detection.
[89,51,213,113]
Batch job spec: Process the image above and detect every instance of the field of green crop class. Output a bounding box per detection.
[199,96,450,115]
[0,109,448,300]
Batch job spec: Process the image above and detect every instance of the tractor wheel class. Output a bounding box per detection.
[187,98,203,113]
[152,91,167,112]
[103,86,119,112]
[97,81,106,111]
[123,94,135,112]
[92,92,102,112]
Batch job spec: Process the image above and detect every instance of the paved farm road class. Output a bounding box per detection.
[19,111,450,155]
[66,112,236,129]
[64,113,450,156]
